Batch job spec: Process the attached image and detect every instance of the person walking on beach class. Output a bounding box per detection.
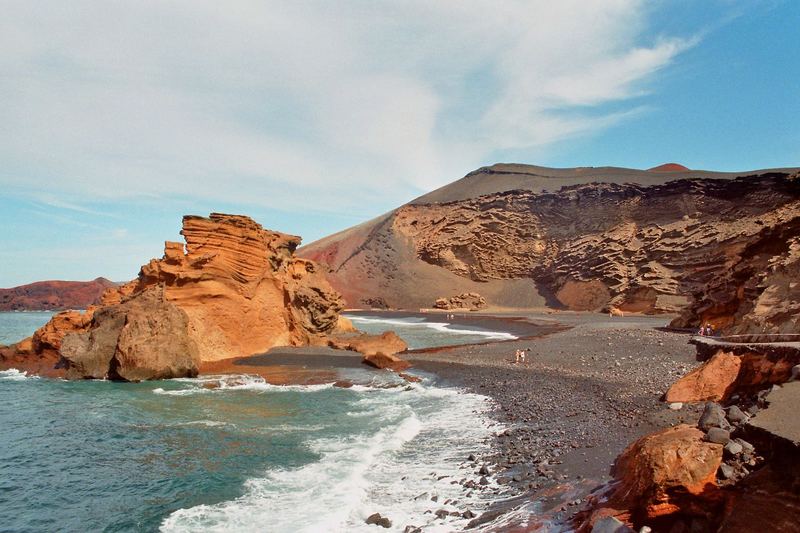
[514,349,521,364]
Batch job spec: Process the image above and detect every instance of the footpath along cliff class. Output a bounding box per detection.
[0,213,407,381]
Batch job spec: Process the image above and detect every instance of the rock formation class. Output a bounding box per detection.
[132,214,344,361]
[60,286,200,381]
[584,335,800,532]
[581,425,724,530]
[1,213,350,380]
[665,335,800,403]
[433,292,487,311]
[0,277,117,311]
[327,331,411,371]
[301,164,800,332]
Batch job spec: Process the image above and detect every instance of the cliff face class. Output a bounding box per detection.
[301,167,800,331]
[0,278,117,311]
[133,213,343,361]
[1,213,345,380]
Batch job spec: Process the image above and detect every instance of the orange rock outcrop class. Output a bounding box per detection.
[131,214,344,361]
[581,425,724,530]
[665,336,800,403]
[664,351,742,403]
[1,213,348,380]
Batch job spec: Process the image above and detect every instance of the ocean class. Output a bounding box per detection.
[0,312,517,532]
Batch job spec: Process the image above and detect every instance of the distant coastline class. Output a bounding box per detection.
[0,278,118,312]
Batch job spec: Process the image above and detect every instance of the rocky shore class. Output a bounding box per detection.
[405,312,702,528]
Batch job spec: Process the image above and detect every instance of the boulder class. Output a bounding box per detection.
[698,403,732,431]
[362,353,411,372]
[328,331,408,357]
[365,513,391,528]
[726,405,749,425]
[705,428,730,445]
[60,286,200,381]
[664,352,741,403]
[585,425,724,528]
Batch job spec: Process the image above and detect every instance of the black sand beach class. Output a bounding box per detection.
[203,311,705,528]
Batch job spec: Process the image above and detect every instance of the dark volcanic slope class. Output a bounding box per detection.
[0,278,117,311]
[300,164,800,332]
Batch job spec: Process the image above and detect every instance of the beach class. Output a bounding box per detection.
[199,310,706,529]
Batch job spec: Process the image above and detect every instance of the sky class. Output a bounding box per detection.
[1,0,798,287]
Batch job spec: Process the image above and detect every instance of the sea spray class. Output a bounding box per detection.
[161,379,503,533]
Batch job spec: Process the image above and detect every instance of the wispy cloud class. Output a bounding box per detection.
[0,0,694,214]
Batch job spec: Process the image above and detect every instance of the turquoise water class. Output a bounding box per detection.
[0,311,54,344]
[0,313,513,532]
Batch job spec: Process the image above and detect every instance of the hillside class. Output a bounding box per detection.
[0,278,118,311]
[300,163,800,332]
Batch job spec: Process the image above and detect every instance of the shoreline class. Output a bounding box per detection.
[406,312,705,527]
[2,310,705,529]
[200,311,705,528]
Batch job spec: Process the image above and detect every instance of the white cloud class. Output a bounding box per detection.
[0,0,693,214]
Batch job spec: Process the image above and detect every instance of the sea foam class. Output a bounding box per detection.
[0,369,37,381]
[161,381,503,533]
[347,315,518,342]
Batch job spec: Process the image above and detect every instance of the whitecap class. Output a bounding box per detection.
[161,382,503,533]
[153,375,339,396]
[0,368,37,381]
[346,315,518,341]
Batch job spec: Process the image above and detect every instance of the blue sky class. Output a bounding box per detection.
[1,0,798,287]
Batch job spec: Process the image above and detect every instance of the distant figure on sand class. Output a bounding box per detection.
[520,349,526,363]
[514,349,521,363]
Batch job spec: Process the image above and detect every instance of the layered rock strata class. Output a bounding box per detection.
[1,213,350,380]
[302,168,800,333]
[433,292,487,311]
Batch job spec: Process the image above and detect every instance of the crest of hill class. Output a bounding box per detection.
[0,278,118,311]
[408,163,797,205]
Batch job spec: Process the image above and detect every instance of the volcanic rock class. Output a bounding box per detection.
[365,513,391,528]
[664,352,741,403]
[585,425,723,528]
[433,292,487,311]
[328,331,408,357]
[698,402,732,432]
[668,337,800,402]
[0,277,117,311]
[362,352,412,372]
[60,286,200,381]
[1,213,348,380]
[705,428,731,445]
[301,164,800,328]
[133,214,344,360]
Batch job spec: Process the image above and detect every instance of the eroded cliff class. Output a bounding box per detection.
[1,213,346,380]
[302,167,800,332]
